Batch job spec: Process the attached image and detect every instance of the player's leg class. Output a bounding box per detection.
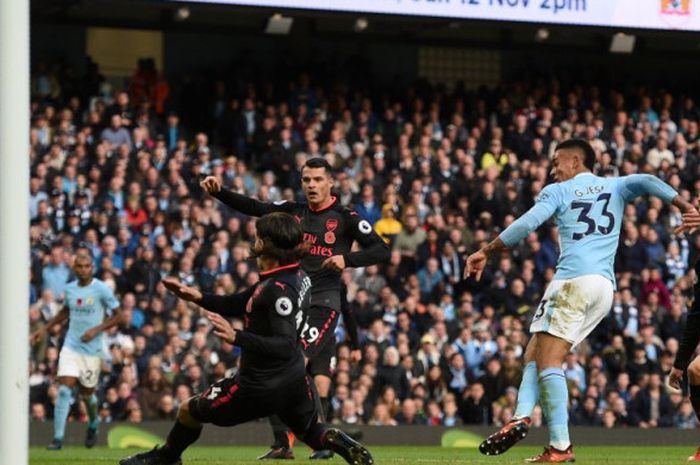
[120,375,263,465]
[308,332,337,459]
[257,356,316,460]
[514,335,539,419]
[525,275,611,463]
[686,357,700,461]
[530,333,573,459]
[257,415,295,460]
[480,279,567,457]
[314,374,332,421]
[280,376,373,465]
[479,335,537,456]
[49,376,77,450]
[50,347,84,450]
[78,386,99,448]
[77,353,102,448]
[304,306,338,424]
[119,397,201,465]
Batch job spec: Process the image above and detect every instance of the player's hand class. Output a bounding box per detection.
[29,329,45,346]
[81,327,100,343]
[200,176,222,194]
[322,255,346,272]
[668,367,684,391]
[464,250,487,281]
[350,349,362,364]
[673,208,700,235]
[206,311,236,344]
[162,277,203,302]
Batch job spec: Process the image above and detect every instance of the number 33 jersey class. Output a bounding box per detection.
[500,172,677,287]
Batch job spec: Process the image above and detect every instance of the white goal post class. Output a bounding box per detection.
[0,0,30,463]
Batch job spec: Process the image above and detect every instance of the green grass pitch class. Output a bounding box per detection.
[29,445,699,464]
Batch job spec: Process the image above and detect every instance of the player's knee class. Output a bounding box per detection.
[534,333,570,369]
[314,377,331,396]
[178,399,191,418]
[57,383,72,400]
[58,377,77,389]
[689,361,700,385]
[524,335,538,363]
[79,387,94,397]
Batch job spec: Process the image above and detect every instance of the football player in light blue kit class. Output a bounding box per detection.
[31,251,121,450]
[465,139,700,463]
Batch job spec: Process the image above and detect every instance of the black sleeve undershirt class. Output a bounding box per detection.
[211,190,296,217]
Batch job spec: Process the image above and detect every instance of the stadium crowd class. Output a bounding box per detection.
[28,56,700,430]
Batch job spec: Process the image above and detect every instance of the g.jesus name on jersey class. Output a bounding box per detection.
[500,173,678,288]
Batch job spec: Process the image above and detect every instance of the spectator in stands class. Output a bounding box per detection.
[572,396,603,427]
[628,373,674,428]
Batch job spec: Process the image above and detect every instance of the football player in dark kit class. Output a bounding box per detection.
[119,212,373,465]
[200,157,390,459]
[670,257,700,462]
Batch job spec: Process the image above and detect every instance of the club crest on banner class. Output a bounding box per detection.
[660,0,692,28]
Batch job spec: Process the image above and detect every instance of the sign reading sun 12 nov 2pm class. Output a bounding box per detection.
[181,0,700,32]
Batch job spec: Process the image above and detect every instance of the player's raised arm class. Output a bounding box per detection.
[465,184,561,281]
[199,286,257,318]
[200,175,296,217]
[618,174,700,234]
[162,276,254,318]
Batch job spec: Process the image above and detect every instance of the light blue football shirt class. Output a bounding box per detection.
[63,278,120,356]
[500,173,677,287]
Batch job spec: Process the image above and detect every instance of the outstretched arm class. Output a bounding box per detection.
[465,185,560,281]
[162,276,255,318]
[201,176,296,217]
[620,174,700,234]
[199,287,256,318]
[619,174,678,204]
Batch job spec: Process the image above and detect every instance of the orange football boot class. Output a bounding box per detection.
[525,446,575,463]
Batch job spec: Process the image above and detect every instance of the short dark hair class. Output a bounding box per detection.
[74,249,94,265]
[304,157,333,176]
[555,139,596,170]
[254,212,306,265]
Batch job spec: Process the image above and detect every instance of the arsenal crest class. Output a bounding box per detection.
[325,218,338,244]
[325,218,338,232]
